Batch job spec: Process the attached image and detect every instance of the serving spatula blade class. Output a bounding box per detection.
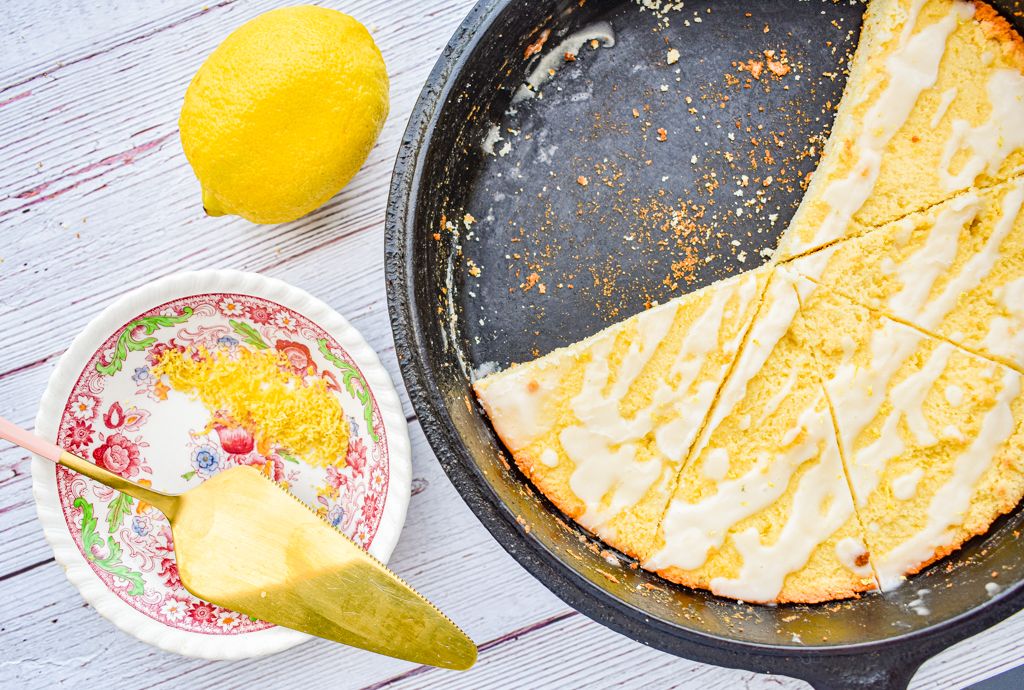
[0,415,475,669]
[173,465,477,669]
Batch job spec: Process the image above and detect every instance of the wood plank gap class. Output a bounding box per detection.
[0,349,63,383]
[257,217,383,274]
[0,557,54,584]
[477,610,579,653]
[3,131,179,218]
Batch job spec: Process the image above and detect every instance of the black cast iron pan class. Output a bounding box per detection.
[385,1,1024,687]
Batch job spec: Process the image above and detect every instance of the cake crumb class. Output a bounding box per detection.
[524,29,550,59]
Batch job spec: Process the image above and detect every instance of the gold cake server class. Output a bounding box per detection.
[1,415,476,669]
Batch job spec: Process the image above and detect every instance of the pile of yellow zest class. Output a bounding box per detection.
[153,346,348,468]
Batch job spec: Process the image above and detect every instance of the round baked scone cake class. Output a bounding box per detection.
[474,0,1024,604]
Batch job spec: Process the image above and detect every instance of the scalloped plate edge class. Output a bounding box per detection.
[32,269,412,660]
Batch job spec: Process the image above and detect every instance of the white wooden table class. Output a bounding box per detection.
[1,1,1023,687]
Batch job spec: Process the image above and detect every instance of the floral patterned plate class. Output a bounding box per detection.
[32,270,411,659]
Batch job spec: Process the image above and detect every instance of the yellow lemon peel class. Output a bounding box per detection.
[153,346,348,468]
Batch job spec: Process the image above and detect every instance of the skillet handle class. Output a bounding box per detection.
[788,651,928,690]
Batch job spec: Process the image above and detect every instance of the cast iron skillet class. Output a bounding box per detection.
[385,1,1024,687]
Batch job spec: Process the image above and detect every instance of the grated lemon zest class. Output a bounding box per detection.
[153,346,348,468]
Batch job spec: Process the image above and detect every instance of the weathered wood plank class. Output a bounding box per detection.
[365,608,1024,690]
[367,611,810,690]
[2,1,231,86]
[0,355,60,577]
[5,550,1024,690]
[913,612,1024,689]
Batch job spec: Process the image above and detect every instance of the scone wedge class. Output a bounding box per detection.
[799,286,1024,590]
[474,269,768,560]
[776,0,1024,260]
[791,177,1024,372]
[645,269,876,604]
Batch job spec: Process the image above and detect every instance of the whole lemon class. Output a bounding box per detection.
[179,6,388,224]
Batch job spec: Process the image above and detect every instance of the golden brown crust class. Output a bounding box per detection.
[514,449,658,560]
[895,441,1024,579]
[648,567,709,598]
[511,449,585,520]
[901,509,1010,580]
[971,1,1024,72]
[777,585,871,606]
[651,565,874,605]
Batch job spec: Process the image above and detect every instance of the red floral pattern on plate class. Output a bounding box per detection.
[54,293,389,635]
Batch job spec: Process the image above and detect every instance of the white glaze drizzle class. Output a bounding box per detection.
[890,342,954,447]
[563,304,677,530]
[560,274,760,533]
[789,0,972,255]
[688,270,812,464]
[846,338,953,505]
[979,275,1024,368]
[909,590,932,616]
[880,256,898,277]
[790,244,839,282]
[943,424,967,443]
[709,394,856,603]
[939,70,1024,191]
[540,447,560,468]
[477,355,576,450]
[651,274,759,464]
[841,335,857,364]
[919,180,1024,330]
[702,448,731,482]
[886,194,984,322]
[894,217,915,248]
[876,367,1022,590]
[835,536,874,577]
[897,0,930,46]
[513,22,615,103]
[826,319,923,485]
[756,368,800,428]
[655,451,794,572]
[930,86,958,129]
[829,324,958,506]
[648,393,842,593]
[892,467,926,500]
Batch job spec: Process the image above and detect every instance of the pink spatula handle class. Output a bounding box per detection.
[0,414,62,463]
[0,413,179,516]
